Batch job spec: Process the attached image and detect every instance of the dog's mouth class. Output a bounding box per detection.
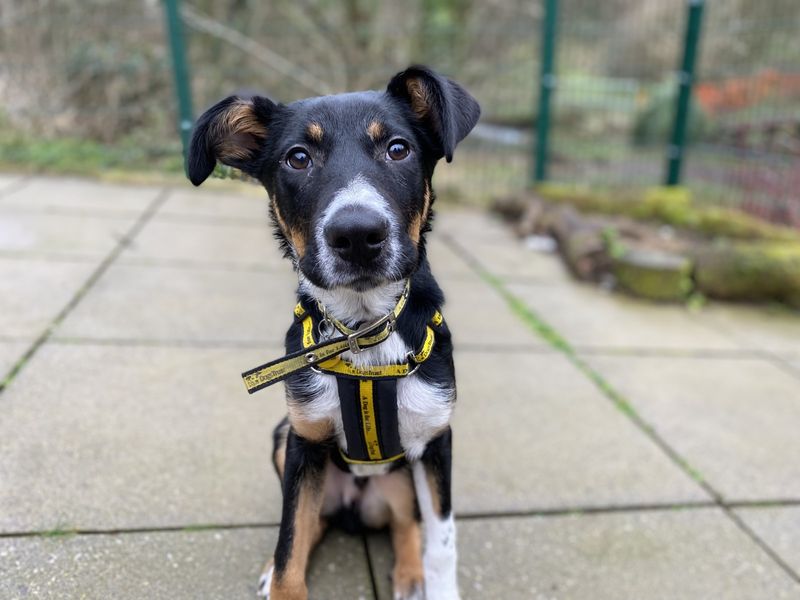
[299,261,398,292]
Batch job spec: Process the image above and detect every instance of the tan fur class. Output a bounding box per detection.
[367,120,384,141]
[422,180,432,223]
[374,470,425,597]
[287,408,333,442]
[272,199,307,258]
[306,122,324,142]
[408,213,423,245]
[408,180,432,245]
[270,489,327,600]
[406,77,431,119]
[274,442,287,480]
[214,100,267,161]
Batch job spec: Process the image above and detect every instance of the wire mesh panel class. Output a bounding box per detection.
[0,0,798,224]
[0,1,179,171]
[687,0,800,227]
[547,0,684,191]
[178,1,539,205]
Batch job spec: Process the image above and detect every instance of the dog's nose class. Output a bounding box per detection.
[324,207,389,265]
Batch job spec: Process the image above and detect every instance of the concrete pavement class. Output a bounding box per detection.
[1,174,799,599]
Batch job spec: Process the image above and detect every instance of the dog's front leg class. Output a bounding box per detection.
[412,428,460,600]
[260,430,328,600]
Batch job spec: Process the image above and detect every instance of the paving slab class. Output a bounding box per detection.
[735,506,800,576]
[0,176,160,215]
[157,185,270,221]
[368,508,800,599]
[585,355,800,501]
[450,351,707,514]
[437,278,546,347]
[118,215,289,271]
[698,303,800,354]
[54,263,297,343]
[0,172,23,191]
[426,236,480,280]
[0,257,96,338]
[0,527,373,600]
[435,209,518,242]
[0,211,135,259]
[0,341,29,379]
[0,343,288,532]
[454,236,570,283]
[507,280,741,351]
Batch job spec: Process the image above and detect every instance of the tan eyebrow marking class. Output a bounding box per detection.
[367,120,384,141]
[306,122,324,142]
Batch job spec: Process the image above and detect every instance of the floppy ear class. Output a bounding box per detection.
[386,65,480,162]
[186,95,277,186]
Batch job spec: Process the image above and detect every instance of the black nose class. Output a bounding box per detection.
[324,206,389,265]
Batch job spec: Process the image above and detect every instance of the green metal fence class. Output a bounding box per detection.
[0,0,798,227]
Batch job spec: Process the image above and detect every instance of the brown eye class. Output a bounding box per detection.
[286,148,311,170]
[386,140,410,161]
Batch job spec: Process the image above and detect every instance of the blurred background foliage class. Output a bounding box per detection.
[0,0,798,225]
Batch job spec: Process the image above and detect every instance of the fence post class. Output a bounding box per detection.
[533,0,559,184]
[665,0,705,186]
[163,0,195,161]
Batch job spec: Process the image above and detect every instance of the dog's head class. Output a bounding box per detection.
[187,66,480,291]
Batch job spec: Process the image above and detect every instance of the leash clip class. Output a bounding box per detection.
[347,311,396,354]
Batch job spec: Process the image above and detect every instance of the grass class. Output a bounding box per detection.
[0,130,184,179]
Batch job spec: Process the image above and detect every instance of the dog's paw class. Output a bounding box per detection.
[393,567,426,600]
[256,563,274,598]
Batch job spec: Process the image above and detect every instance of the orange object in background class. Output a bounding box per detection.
[695,69,800,114]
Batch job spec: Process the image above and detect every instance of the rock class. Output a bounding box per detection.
[613,249,694,301]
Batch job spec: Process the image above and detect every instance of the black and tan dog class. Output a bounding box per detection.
[187,66,479,600]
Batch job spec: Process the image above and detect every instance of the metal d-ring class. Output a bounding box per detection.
[317,317,334,340]
[406,352,421,376]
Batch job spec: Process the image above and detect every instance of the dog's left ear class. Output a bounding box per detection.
[187,95,277,186]
[387,65,480,162]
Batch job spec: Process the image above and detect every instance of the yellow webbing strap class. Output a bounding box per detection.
[313,325,435,379]
[359,380,382,460]
[339,448,406,466]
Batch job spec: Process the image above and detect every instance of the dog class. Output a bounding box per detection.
[187,65,480,600]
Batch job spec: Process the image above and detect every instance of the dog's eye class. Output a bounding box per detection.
[386,140,410,161]
[286,148,311,170]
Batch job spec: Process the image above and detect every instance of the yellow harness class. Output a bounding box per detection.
[241,281,443,466]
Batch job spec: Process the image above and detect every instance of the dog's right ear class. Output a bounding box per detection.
[187,95,277,186]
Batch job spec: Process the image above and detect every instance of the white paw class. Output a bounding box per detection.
[256,564,273,598]
[394,580,426,600]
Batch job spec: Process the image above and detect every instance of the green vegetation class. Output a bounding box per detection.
[0,129,184,179]
[632,92,713,146]
[694,241,800,307]
[613,251,694,302]
[537,183,800,242]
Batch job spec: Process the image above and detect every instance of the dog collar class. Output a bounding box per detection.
[242,280,417,394]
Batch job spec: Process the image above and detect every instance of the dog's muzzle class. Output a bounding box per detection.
[323,206,389,267]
